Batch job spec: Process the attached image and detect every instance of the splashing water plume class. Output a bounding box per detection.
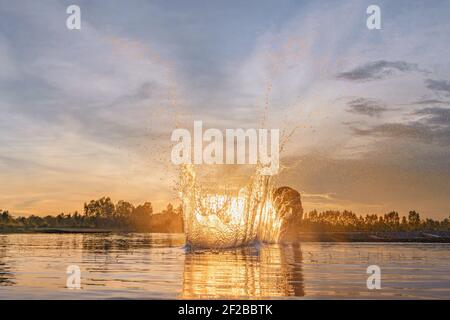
[179,164,288,249]
[175,34,307,249]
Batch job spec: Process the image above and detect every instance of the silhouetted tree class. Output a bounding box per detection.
[1,210,11,223]
[408,211,421,230]
[384,211,400,230]
[131,202,153,230]
[116,200,134,219]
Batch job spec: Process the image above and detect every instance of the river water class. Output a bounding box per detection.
[0,233,449,299]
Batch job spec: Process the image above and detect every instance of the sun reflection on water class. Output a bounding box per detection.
[180,244,304,299]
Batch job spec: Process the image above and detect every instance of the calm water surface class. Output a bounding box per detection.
[0,233,449,299]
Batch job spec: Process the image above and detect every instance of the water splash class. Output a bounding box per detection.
[179,164,288,249]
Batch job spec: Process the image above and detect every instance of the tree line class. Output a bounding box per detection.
[0,197,183,232]
[1,197,449,232]
[299,210,450,232]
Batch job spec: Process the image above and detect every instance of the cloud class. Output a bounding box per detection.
[414,107,450,126]
[336,60,425,81]
[425,79,450,95]
[351,123,433,141]
[410,99,449,105]
[349,107,450,146]
[346,97,387,117]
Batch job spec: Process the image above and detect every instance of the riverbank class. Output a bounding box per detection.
[0,227,120,234]
[1,228,450,242]
[295,231,450,243]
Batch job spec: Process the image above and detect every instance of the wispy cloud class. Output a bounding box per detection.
[349,107,450,147]
[425,79,450,95]
[346,97,387,117]
[409,99,449,105]
[337,60,426,81]
[414,107,450,126]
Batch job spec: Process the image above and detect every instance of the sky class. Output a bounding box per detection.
[0,0,449,218]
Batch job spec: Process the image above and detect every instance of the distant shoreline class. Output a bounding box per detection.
[1,228,450,243]
[0,227,128,234]
[295,231,450,243]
